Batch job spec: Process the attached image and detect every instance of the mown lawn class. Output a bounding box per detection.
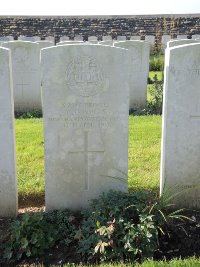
[15,115,162,204]
[61,257,200,267]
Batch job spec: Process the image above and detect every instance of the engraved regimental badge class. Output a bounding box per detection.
[65,56,105,97]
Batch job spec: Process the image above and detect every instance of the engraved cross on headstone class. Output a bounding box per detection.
[69,131,104,190]
[16,77,29,97]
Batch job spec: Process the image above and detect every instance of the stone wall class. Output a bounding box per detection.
[0,14,200,44]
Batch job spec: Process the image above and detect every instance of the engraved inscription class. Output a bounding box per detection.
[69,131,104,190]
[65,56,105,97]
[48,102,125,129]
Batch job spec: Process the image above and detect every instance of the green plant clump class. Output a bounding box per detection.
[149,55,164,72]
[3,209,77,261]
[78,190,158,263]
[2,190,191,265]
[147,74,163,115]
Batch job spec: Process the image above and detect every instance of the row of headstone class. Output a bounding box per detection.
[161,40,200,208]
[0,40,150,112]
[0,44,132,216]
[3,38,200,217]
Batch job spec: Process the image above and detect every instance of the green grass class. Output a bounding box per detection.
[128,115,161,192]
[16,118,44,201]
[59,257,200,266]
[15,115,162,203]
[149,71,163,81]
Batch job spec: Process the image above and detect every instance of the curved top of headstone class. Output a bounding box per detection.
[167,39,200,48]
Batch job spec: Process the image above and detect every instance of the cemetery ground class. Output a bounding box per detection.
[1,115,200,266]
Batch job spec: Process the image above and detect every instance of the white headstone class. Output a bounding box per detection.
[130,36,140,40]
[36,41,54,49]
[114,40,150,109]
[192,35,200,39]
[18,36,41,41]
[102,36,112,41]
[161,35,171,49]
[117,36,126,41]
[145,35,155,46]
[88,36,98,44]
[0,36,13,41]
[177,35,188,39]
[41,44,130,211]
[2,41,41,111]
[161,43,200,208]
[45,36,55,43]
[74,36,83,41]
[60,36,70,42]
[167,39,200,48]
[0,47,17,217]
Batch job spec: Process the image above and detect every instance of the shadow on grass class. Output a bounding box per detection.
[18,192,45,208]
[18,187,160,210]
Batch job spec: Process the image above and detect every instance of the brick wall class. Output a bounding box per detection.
[0,14,200,43]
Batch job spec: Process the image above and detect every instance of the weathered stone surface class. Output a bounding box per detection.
[0,47,17,217]
[114,40,150,109]
[41,44,130,211]
[167,39,200,48]
[2,41,41,111]
[161,43,200,208]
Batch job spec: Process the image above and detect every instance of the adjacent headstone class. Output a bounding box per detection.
[60,36,70,42]
[0,36,13,41]
[161,35,171,49]
[88,36,98,44]
[130,36,140,40]
[102,36,112,41]
[41,44,130,211]
[114,40,150,110]
[192,35,200,39]
[45,36,55,44]
[117,36,126,41]
[145,35,155,46]
[161,43,200,208]
[177,35,188,39]
[2,41,41,111]
[36,41,54,49]
[18,36,41,41]
[74,36,83,41]
[167,39,200,48]
[0,47,17,217]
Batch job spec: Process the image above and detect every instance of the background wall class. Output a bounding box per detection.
[0,14,200,44]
